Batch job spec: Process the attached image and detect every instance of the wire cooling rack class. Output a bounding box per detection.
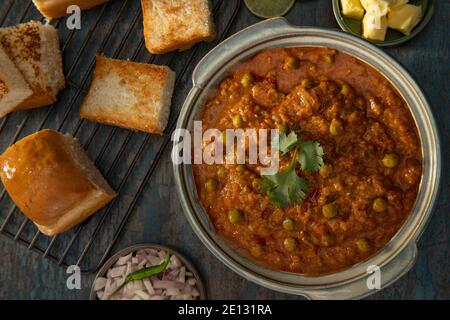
[0,0,242,273]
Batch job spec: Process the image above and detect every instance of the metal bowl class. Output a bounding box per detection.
[173,18,441,299]
[90,243,206,300]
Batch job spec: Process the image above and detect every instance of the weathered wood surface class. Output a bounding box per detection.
[0,0,448,300]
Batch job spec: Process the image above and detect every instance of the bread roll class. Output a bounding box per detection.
[0,130,117,236]
[80,55,175,134]
[142,0,215,54]
[32,0,112,20]
[0,21,65,110]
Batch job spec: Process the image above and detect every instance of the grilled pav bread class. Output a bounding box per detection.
[32,0,112,20]
[0,130,117,236]
[80,55,175,134]
[142,0,215,54]
[0,44,33,118]
[0,21,64,110]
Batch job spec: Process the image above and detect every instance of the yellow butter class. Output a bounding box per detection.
[360,0,390,16]
[388,4,422,35]
[363,12,388,41]
[340,0,365,20]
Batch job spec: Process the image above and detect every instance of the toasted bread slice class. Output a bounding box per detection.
[80,55,175,134]
[0,21,65,110]
[142,0,215,54]
[32,0,112,20]
[0,129,117,236]
[0,44,33,118]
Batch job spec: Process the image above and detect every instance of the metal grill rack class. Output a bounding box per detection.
[0,0,242,273]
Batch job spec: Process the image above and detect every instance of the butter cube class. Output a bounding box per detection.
[360,0,390,16]
[388,4,422,35]
[363,13,388,41]
[340,0,365,20]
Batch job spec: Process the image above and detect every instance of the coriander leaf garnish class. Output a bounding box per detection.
[278,131,299,155]
[260,149,308,208]
[298,140,324,172]
[261,130,324,208]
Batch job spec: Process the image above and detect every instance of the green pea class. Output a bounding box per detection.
[236,164,247,173]
[250,244,264,257]
[329,119,343,136]
[205,179,217,192]
[321,234,334,247]
[282,218,295,231]
[322,203,338,219]
[284,56,299,70]
[251,178,260,191]
[283,237,298,252]
[276,122,288,133]
[240,73,254,88]
[356,238,371,252]
[217,167,227,178]
[221,131,228,145]
[382,153,399,168]
[341,84,352,96]
[232,114,244,128]
[301,78,314,89]
[373,197,388,212]
[228,209,244,224]
[324,55,334,64]
[319,164,332,178]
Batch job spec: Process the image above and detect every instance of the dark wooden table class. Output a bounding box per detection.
[0,0,448,300]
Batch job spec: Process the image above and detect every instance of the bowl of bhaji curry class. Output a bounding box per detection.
[173,18,441,299]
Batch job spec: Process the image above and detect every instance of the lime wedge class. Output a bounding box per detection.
[244,0,295,19]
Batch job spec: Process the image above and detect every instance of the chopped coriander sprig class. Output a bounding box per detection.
[260,131,324,208]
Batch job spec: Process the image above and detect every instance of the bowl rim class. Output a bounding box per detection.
[331,0,435,47]
[89,243,207,300]
[173,18,442,299]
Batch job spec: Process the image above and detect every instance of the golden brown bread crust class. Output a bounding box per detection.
[0,79,8,99]
[32,0,112,19]
[16,93,55,110]
[0,21,64,111]
[0,130,116,236]
[142,0,215,54]
[80,55,175,134]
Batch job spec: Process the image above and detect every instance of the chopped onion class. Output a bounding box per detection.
[116,253,132,266]
[95,248,201,300]
[94,277,107,291]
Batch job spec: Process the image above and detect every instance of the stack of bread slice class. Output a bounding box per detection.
[0,21,65,117]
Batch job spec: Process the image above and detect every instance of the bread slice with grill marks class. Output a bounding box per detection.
[0,21,65,110]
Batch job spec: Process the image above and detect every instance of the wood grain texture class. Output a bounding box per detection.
[0,0,448,300]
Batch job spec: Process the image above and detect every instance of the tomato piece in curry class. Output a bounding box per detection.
[193,47,422,276]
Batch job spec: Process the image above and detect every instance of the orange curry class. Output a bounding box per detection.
[193,47,422,276]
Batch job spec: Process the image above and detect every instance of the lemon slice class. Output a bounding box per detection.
[244,0,295,19]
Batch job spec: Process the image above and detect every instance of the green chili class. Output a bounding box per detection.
[107,252,171,299]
